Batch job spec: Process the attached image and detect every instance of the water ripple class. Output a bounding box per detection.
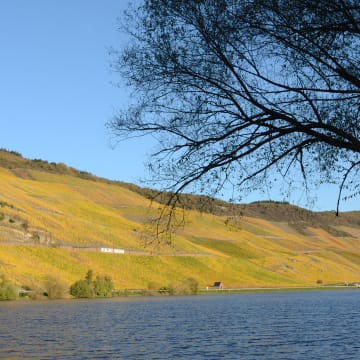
[0,290,359,359]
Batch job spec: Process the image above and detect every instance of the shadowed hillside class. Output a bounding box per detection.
[0,149,360,292]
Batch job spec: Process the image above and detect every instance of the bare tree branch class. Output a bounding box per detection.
[110,0,360,239]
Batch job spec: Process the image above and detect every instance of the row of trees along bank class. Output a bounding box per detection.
[0,270,199,300]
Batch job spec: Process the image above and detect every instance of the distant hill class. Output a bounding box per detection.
[0,148,360,292]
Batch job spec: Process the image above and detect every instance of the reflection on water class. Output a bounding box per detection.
[0,290,359,359]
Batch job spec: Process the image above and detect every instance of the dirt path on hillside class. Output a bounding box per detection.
[0,240,214,257]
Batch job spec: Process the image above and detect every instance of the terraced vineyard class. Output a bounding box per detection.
[1,149,360,291]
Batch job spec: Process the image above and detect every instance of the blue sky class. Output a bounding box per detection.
[0,1,358,212]
[0,1,148,182]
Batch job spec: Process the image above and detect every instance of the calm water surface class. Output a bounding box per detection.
[0,290,359,359]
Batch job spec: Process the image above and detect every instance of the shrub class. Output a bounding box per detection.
[70,279,94,298]
[21,221,29,231]
[70,270,113,298]
[0,275,17,300]
[176,277,199,295]
[184,277,199,294]
[0,213,4,221]
[94,276,113,297]
[85,269,93,283]
[44,276,68,299]
[169,285,176,295]
[56,162,69,173]
[0,200,14,208]
[32,232,40,243]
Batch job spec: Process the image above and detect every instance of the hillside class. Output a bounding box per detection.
[1,149,360,292]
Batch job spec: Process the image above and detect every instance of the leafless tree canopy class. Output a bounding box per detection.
[110,0,360,216]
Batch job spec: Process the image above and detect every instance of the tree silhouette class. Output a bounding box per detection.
[110,0,360,234]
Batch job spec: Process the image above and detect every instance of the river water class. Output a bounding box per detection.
[0,290,359,359]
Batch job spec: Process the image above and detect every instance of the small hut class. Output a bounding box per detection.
[213,281,224,289]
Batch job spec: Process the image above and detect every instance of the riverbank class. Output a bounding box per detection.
[198,285,359,295]
[2,283,358,302]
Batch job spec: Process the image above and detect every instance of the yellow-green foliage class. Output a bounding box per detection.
[0,160,360,291]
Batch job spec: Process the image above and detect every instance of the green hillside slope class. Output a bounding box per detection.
[1,149,360,292]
